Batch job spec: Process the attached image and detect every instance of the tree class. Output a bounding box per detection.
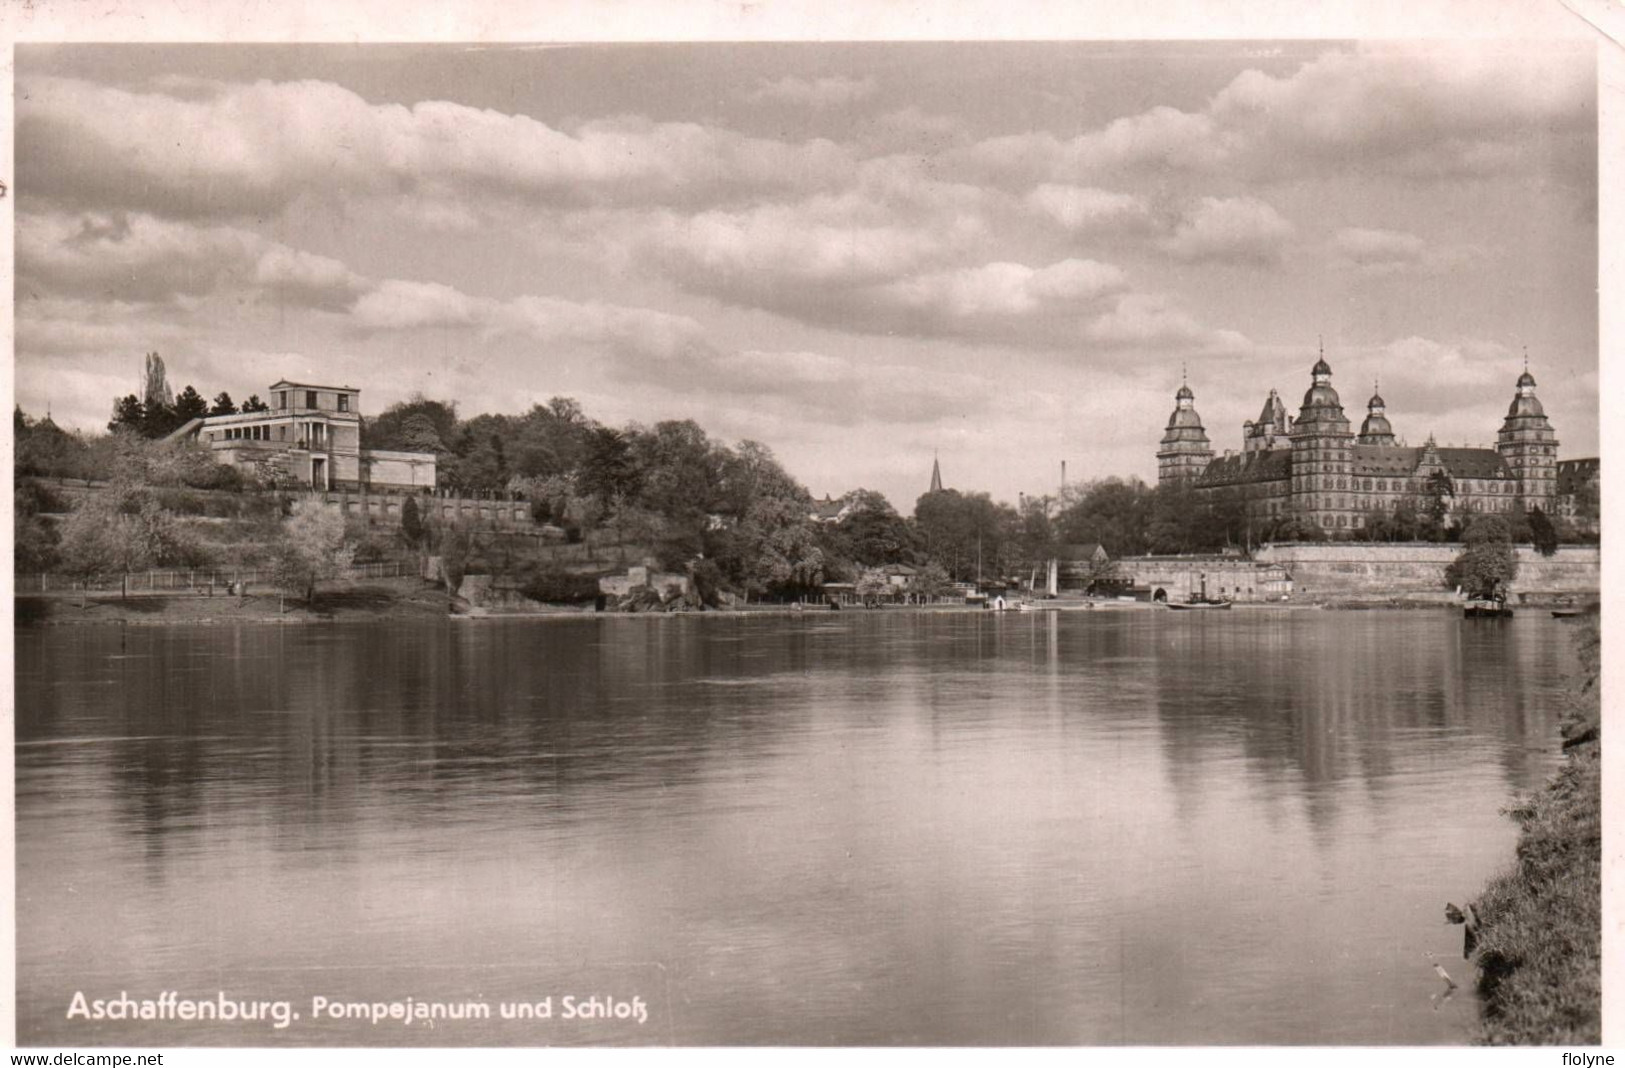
[16,410,89,479]
[1420,471,1455,542]
[905,561,952,602]
[1444,515,1518,600]
[1057,477,1154,556]
[109,394,145,434]
[56,483,202,600]
[240,394,270,413]
[400,496,425,548]
[735,494,825,597]
[913,488,1014,582]
[14,481,62,574]
[440,523,469,597]
[1528,506,1559,557]
[578,426,643,527]
[854,568,892,606]
[209,392,239,417]
[837,489,916,567]
[173,385,208,424]
[269,496,355,607]
[363,396,458,452]
[397,413,448,454]
[141,352,174,410]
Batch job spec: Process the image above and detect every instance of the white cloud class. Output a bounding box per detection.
[17,75,857,218]
[1084,292,1250,353]
[1161,196,1293,265]
[18,210,370,308]
[1025,185,1152,234]
[943,44,1592,188]
[876,259,1126,320]
[1329,227,1476,277]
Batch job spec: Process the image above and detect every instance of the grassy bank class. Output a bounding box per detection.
[15,576,450,626]
[1471,617,1602,1045]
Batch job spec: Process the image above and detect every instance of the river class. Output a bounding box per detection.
[15,608,1577,1045]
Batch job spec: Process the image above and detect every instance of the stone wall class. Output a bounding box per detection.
[1253,542,1600,596]
[1115,556,1293,602]
[290,490,534,528]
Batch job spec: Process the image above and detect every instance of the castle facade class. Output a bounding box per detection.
[1157,355,1595,534]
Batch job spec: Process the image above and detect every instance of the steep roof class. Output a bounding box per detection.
[810,494,849,520]
[1055,542,1108,562]
[1557,458,1599,494]
[1349,445,1511,479]
[1198,448,1291,486]
[1433,447,1513,480]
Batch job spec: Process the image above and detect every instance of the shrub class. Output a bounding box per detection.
[519,562,601,604]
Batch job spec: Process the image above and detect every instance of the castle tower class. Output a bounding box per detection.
[1356,384,1396,446]
[1243,389,1290,453]
[1157,378,1214,484]
[1289,351,1354,531]
[1496,364,1559,509]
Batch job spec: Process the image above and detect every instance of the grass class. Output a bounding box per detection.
[1470,617,1602,1045]
[15,576,450,625]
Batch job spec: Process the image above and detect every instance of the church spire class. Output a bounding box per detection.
[929,452,943,494]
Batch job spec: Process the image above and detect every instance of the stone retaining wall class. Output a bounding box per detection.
[1253,542,1599,596]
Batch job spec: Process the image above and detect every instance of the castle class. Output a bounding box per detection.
[1157,353,1596,534]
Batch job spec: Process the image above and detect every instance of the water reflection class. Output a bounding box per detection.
[16,611,1573,1045]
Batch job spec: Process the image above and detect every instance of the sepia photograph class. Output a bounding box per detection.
[6,6,1611,1053]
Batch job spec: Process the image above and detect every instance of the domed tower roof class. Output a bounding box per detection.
[1299,357,1341,410]
[1293,347,1350,436]
[1505,364,1547,419]
[1357,385,1396,445]
[1158,376,1213,481]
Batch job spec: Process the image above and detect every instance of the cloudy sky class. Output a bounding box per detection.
[14,40,1598,509]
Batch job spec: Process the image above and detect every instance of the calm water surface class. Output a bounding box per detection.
[16,609,1577,1045]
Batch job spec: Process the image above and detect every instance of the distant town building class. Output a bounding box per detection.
[1116,555,1293,603]
[1158,353,1596,534]
[809,493,856,524]
[168,379,436,492]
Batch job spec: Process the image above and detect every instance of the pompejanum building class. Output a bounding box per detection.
[1157,352,1597,533]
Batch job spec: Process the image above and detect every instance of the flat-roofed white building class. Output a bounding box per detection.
[169,379,436,492]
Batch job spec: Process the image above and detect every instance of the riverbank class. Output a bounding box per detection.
[1470,617,1602,1044]
[14,576,450,626]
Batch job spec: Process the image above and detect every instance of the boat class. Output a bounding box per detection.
[1463,599,1513,619]
[1166,599,1232,611]
[1551,608,1588,619]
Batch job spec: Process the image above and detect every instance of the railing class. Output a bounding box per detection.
[16,559,413,594]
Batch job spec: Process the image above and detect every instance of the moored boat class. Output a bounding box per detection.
[1166,599,1232,611]
[1463,600,1513,619]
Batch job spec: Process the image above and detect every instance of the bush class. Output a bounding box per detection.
[690,558,727,607]
[519,562,601,604]
[154,487,209,516]
[15,479,69,515]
